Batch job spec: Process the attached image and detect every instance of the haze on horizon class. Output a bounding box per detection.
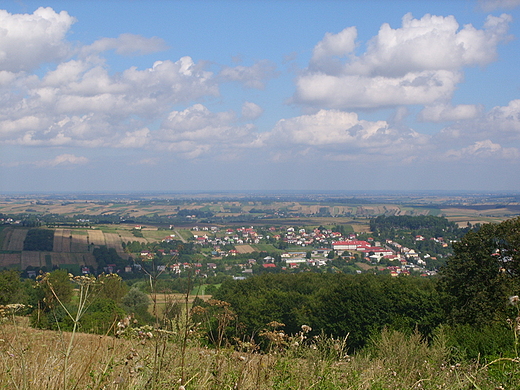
[0,0,520,193]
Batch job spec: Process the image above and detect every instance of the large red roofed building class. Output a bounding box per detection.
[332,240,371,251]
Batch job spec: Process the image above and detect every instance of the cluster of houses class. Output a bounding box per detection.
[78,225,441,277]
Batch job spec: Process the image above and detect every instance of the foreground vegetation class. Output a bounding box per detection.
[0,215,520,389]
[2,313,520,389]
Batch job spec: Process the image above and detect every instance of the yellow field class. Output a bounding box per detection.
[118,231,147,244]
[70,231,89,252]
[21,251,42,268]
[87,229,106,246]
[20,251,96,268]
[0,253,21,267]
[235,244,255,254]
[53,229,71,253]
[104,232,125,255]
[2,228,29,251]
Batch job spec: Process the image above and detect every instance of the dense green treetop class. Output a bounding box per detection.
[438,216,520,326]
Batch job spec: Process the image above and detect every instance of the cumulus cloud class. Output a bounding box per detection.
[117,128,151,148]
[444,140,520,160]
[219,60,278,89]
[438,99,520,144]
[35,153,89,167]
[154,104,262,158]
[266,109,429,161]
[295,70,462,109]
[294,13,512,109]
[82,33,168,56]
[309,27,357,74]
[0,55,218,147]
[486,99,520,134]
[241,101,263,120]
[419,104,481,122]
[0,7,75,72]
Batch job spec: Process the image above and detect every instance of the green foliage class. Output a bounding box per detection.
[96,274,129,303]
[121,287,152,322]
[93,245,127,271]
[370,215,458,234]
[36,269,73,311]
[80,298,126,334]
[214,273,442,351]
[131,228,144,238]
[0,270,25,305]
[442,323,515,360]
[438,217,520,327]
[23,228,54,251]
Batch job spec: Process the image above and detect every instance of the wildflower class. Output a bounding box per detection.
[301,324,312,333]
[267,321,285,329]
[509,296,520,306]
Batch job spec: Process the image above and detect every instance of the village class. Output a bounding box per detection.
[132,224,445,278]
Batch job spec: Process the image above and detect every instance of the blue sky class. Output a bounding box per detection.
[1,0,520,193]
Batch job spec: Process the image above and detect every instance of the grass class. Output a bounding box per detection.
[2,316,519,390]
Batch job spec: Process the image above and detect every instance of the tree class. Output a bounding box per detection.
[122,287,151,320]
[438,217,520,327]
[96,274,129,303]
[0,270,25,305]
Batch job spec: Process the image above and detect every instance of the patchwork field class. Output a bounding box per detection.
[19,251,96,269]
[87,229,105,246]
[104,232,125,256]
[53,229,71,252]
[70,231,89,252]
[1,228,29,251]
[235,244,255,254]
[0,253,21,268]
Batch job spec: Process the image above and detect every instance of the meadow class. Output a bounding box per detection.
[1,307,519,390]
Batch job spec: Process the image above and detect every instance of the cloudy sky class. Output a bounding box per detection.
[1,0,520,193]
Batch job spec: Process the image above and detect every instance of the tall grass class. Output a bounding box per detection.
[2,313,520,389]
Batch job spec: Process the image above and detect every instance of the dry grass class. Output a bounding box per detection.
[0,316,515,390]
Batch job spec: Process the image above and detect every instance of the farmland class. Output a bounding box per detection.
[0,192,519,271]
[0,224,163,270]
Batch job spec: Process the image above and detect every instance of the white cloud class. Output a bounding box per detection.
[486,99,520,134]
[0,55,218,147]
[82,33,168,56]
[241,101,263,120]
[294,13,512,109]
[419,104,481,122]
[438,99,520,145]
[479,0,520,11]
[444,139,520,160]
[35,153,89,167]
[295,70,462,109]
[117,128,151,148]
[219,60,278,89]
[154,104,262,158]
[267,109,429,161]
[309,27,357,74]
[0,7,75,72]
